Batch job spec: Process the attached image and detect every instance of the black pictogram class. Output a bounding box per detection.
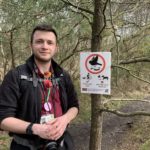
[82,73,92,83]
[89,55,102,66]
[85,54,106,74]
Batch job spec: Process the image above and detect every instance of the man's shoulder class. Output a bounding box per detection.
[15,63,31,74]
[16,63,27,69]
[4,63,32,82]
[5,64,26,76]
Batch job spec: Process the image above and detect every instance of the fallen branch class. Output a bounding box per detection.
[112,65,150,84]
[61,0,94,15]
[101,108,150,117]
[119,57,150,64]
[103,98,150,105]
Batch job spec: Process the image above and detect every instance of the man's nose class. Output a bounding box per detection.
[42,41,49,49]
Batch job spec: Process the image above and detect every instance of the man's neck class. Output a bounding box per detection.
[34,59,51,74]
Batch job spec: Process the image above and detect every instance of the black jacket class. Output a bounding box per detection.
[0,55,79,147]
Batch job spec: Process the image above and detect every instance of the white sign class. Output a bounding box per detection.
[80,52,111,95]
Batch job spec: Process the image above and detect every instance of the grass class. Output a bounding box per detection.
[115,116,150,150]
[140,139,150,150]
[137,117,150,150]
[0,132,11,150]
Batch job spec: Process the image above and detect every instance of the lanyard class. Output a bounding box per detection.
[40,82,52,112]
[46,88,51,103]
[40,80,56,116]
[33,63,56,115]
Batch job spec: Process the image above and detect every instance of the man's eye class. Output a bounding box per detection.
[35,40,43,44]
[47,41,53,45]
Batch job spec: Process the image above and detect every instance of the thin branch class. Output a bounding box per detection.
[61,0,94,15]
[101,108,150,117]
[103,98,150,105]
[108,0,121,54]
[60,1,93,25]
[119,57,150,64]
[69,8,92,26]
[59,39,80,65]
[98,0,109,35]
[112,65,150,84]
[59,19,83,41]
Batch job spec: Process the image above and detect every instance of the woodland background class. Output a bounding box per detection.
[0,0,150,150]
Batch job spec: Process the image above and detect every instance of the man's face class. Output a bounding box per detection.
[31,30,58,63]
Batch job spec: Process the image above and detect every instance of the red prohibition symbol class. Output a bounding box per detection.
[85,54,106,74]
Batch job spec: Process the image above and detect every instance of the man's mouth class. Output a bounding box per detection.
[40,51,50,54]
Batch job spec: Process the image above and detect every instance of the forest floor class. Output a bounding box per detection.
[0,97,150,150]
[69,96,150,150]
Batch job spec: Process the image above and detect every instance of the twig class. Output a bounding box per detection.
[119,57,150,64]
[103,98,150,104]
[112,65,150,84]
[101,109,150,117]
[61,0,94,15]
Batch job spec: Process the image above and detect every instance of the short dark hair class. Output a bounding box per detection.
[30,24,58,44]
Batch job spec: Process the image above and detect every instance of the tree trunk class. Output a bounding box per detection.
[10,31,15,69]
[90,95,103,150]
[89,0,105,150]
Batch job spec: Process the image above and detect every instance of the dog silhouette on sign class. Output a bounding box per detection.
[101,75,108,80]
[89,55,102,71]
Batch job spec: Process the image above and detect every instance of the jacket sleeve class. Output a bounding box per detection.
[0,69,20,124]
[63,71,79,110]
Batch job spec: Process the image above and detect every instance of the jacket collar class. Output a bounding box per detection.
[26,55,64,77]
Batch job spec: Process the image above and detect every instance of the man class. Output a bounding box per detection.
[0,24,79,150]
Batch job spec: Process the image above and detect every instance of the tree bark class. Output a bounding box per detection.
[90,95,103,150]
[89,0,105,150]
[10,31,15,69]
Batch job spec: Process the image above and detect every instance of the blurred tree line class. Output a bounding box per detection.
[0,0,149,85]
[0,0,149,93]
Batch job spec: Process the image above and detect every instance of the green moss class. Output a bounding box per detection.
[0,133,11,150]
[140,139,150,150]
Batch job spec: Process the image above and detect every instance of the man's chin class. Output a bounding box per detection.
[34,56,51,63]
